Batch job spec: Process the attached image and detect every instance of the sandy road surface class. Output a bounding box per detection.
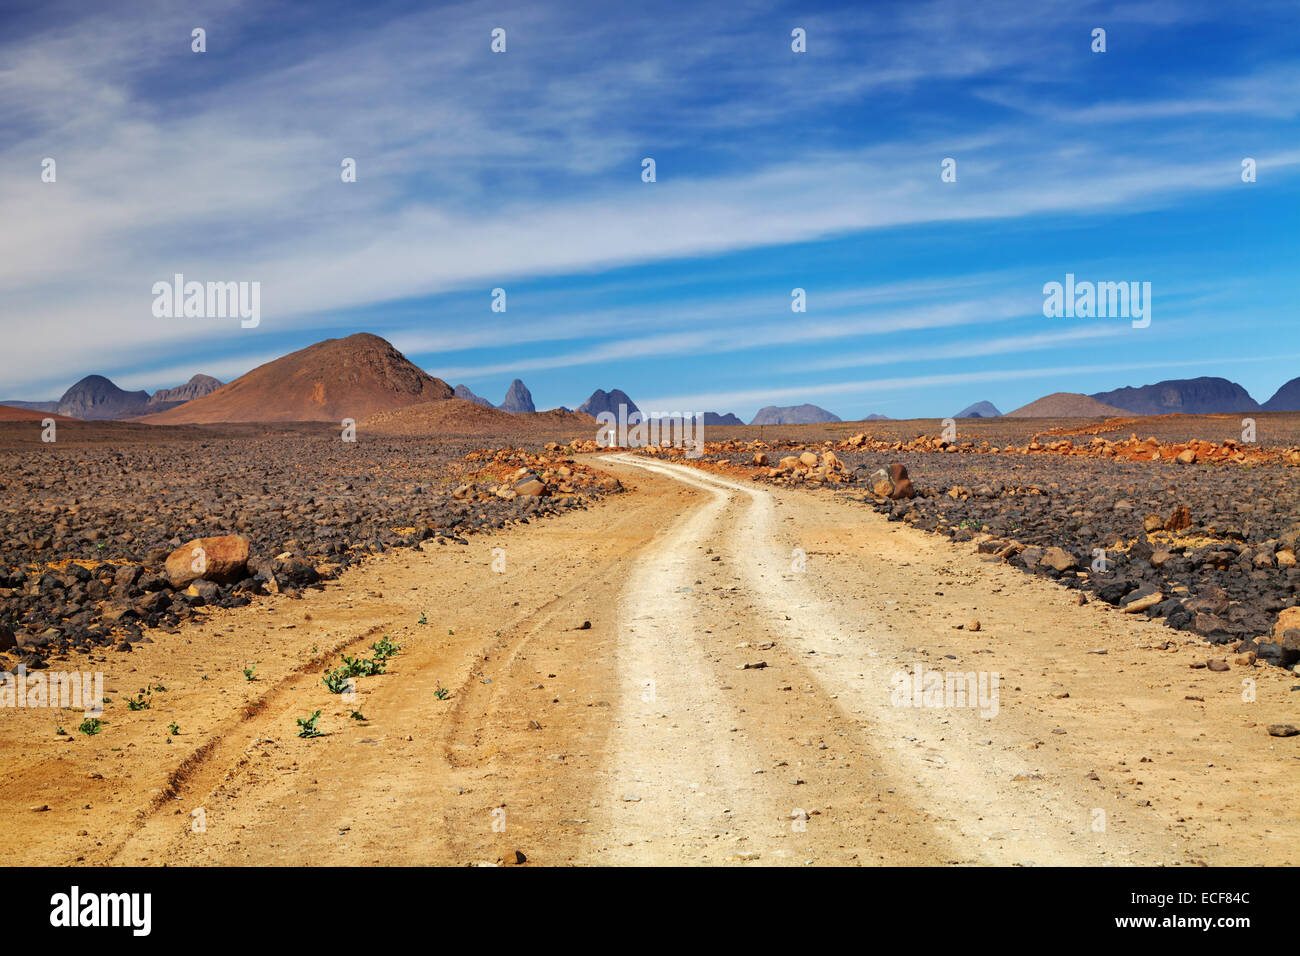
[2,454,1295,866]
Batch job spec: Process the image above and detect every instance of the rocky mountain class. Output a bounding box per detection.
[1090,377,1259,416]
[1262,377,1300,411]
[702,412,743,426]
[56,375,152,420]
[148,374,223,406]
[140,333,453,424]
[453,384,494,408]
[749,404,841,425]
[955,401,1001,418]
[1005,392,1129,418]
[861,413,891,421]
[498,379,536,414]
[577,388,639,419]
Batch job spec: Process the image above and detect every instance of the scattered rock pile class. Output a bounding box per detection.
[0,437,621,668]
[843,454,1300,667]
[637,434,1300,668]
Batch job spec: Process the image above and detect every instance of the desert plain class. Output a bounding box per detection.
[1,407,1297,867]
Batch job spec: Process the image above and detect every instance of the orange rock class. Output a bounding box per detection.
[1274,606,1300,642]
[165,535,250,588]
[1165,506,1191,532]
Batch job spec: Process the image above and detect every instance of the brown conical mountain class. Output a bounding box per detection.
[140,333,452,424]
[1004,392,1130,418]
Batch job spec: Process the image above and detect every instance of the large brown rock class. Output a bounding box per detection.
[1259,610,1300,666]
[1165,506,1191,532]
[869,463,915,500]
[1273,606,1300,641]
[513,475,547,497]
[1040,546,1078,572]
[165,535,250,588]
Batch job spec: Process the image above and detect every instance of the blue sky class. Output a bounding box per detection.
[2,0,1297,418]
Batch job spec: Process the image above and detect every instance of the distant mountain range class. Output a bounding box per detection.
[8,347,1298,425]
[988,376,1300,419]
[1,373,223,420]
[749,404,841,425]
[0,398,60,414]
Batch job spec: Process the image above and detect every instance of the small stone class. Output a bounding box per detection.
[1040,547,1078,572]
[1122,590,1162,614]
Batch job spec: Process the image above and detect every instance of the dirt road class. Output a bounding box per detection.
[3,454,1296,866]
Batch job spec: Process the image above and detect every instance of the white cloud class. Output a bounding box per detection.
[2,0,1296,397]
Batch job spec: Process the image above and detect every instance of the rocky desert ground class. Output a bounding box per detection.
[0,413,1297,867]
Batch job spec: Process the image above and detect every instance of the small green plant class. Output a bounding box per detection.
[126,690,151,711]
[55,724,67,736]
[322,668,353,694]
[296,710,322,738]
[350,710,367,721]
[243,663,258,682]
[371,635,401,660]
[433,682,450,701]
[168,722,180,735]
[341,653,385,677]
[78,717,103,736]
[417,611,427,625]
